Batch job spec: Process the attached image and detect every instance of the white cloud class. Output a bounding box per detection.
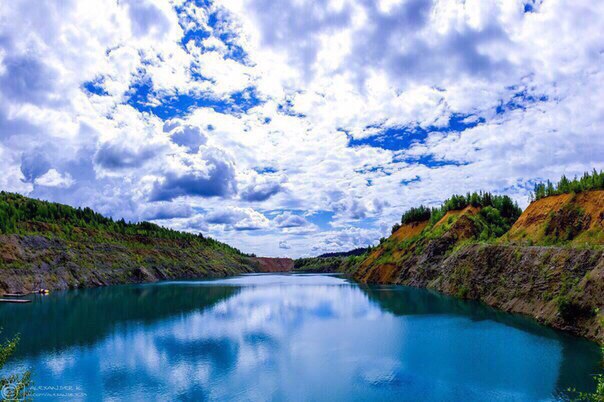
[34,169,75,188]
[205,206,270,231]
[0,0,602,257]
[273,211,308,228]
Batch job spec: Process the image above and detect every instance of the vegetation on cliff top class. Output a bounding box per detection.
[392,192,522,237]
[317,247,370,258]
[294,247,373,273]
[510,169,604,244]
[532,169,604,201]
[0,191,245,256]
[0,192,258,292]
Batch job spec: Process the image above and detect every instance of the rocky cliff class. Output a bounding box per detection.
[0,233,257,293]
[354,191,604,343]
[253,257,294,272]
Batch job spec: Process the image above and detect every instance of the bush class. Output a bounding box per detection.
[391,223,401,234]
[0,330,31,401]
[556,295,594,322]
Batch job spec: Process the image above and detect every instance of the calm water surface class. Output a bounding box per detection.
[0,273,600,401]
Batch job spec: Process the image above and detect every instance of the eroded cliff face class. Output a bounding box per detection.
[506,190,604,245]
[0,234,257,293]
[252,257,294,272]
[354,192,604,342]
[379,244,603,342]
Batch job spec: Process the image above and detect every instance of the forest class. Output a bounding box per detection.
[392,192,522,235]
[532,169,604,200]
[0,192,245,255]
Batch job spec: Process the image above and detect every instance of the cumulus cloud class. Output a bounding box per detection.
[94,141,163,170]
[34,169,74,188]
[273,211,308,228]
[20,150,51,183]
[240,180,283,202]
[139,202,194,221]
[150,148,237,201]
[278,240,291,249]
[206,207,269,231]
[1,0,603,257]
[166,124,208,153]
[0,55,60,106]
[124,0,174,39]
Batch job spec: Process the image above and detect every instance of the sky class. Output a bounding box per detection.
[0,0,603,257]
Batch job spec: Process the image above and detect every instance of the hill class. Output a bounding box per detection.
[293,247,372,273]
[355,191,522,282]
[0,192,259,293]
[505,190,604,245]
[317,247,370,258]
[351,176,604,342]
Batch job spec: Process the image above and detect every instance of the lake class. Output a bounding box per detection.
[0,273,600,401]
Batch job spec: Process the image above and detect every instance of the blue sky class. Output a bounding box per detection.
[0,0,603,257]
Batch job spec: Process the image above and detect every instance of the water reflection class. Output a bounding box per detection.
[0,274,600,401]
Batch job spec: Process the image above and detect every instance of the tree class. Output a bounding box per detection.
[391,223,401,234]
[531,170,604,201]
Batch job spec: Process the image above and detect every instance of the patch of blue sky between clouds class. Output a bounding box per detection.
[397,155,471,168]
[305,211,335,231]
[126,79,262,119]
[347,113,485,151]
[178,3,249,64]
[253,167,279,174]
[82,78,109,96]
[496,88,549,114]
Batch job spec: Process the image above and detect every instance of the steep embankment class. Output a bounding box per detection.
[253,257,294,272]
[355,191,604,342]
[506,190,604,245]
[0,192,263,293]
[0,233,257,293]
[355,206,480,283]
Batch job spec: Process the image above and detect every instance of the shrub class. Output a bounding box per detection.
[0,330,31,401]
[556,295,594,322]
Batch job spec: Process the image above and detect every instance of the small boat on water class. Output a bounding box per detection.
[0,289,49,301]
[0,298,31,304]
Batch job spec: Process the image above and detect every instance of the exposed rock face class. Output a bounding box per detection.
[354,192,604,343]
[253,257,294,272]
[0,234,256,294]
[506,190,604,244]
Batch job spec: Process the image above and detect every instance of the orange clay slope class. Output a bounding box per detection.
[505,190,604,246]
[354,205,481,284]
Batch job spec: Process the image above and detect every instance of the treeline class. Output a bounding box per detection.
[392,192,522,234]
[294,257,345,272]
[318,247,370,258]
[0,192,244,255]
[532,169,604,201]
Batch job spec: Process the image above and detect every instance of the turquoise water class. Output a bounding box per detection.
[0,273,600,401]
